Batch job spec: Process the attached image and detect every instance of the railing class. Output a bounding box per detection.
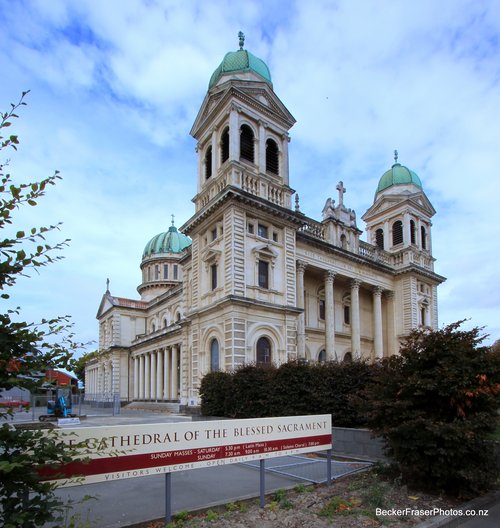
[298,218,326,240]
[358,241,392,265]
[299,223,432,270]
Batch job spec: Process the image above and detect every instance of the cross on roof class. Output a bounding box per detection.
[336,181,346,207]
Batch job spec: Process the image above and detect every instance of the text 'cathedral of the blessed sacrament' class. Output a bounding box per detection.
[85,34,445,410]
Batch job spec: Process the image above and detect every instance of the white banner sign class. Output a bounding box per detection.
[41,414,332,486]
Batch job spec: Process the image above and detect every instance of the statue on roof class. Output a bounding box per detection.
[322,197,336,220]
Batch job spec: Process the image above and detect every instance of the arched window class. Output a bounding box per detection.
[375,228,384,250]
[220,127,229,164]
[318,349,326,363]
[205,146,212,179]
[266,138,279,174]
[210,339,220,371]
[410,220,416,244]
[392,220,403,246]
[240,124,254,163]
[340,234,347,249]
[256,336,272,364]
[343,352,352,363]
[421,226,427,250]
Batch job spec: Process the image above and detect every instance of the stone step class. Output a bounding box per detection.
[124,401,181,413]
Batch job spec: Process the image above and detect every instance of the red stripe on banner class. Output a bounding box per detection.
[40,434,332,480]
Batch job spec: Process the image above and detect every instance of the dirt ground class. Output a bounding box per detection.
[140,468,463,528]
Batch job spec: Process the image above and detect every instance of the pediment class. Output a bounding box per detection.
[362,190,435,221]
[251,243,278,260]
[96,293,114,319]
[201,247,222,263]
[191,82,296,139]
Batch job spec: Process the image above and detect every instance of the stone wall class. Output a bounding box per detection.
[332,426,387,461]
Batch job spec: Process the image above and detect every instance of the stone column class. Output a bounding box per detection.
[386,291,397,357]
[133,356,139,400]
[139,355,144,400]
[350,279,361,359]
[325,271,336,361]
[296,260,307,358]
[258,121,266,173]
[171,345,179,400]
[229,106,239,161]
[157,349,163,401]
[144,353,150,400]
[373,287,383,359]
[211,127,218,173]
[150,351,157,400]
[164,348,170,400]
[282,134,290,186]
[383,220,390,249]
[403,211,410,246]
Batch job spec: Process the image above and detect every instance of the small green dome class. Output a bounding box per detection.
[209,49,272,89]
[376,162,422,194]
[143,224,191,258]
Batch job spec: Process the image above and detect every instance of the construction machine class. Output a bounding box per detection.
[39,386,76,421]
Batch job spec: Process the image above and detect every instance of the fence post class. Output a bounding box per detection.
[113,393,121,416]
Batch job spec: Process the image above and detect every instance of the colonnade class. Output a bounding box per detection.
[85,362,113,398]
[133,345,180,401]
[296,261,396,360]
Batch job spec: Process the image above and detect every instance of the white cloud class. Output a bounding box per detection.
[1,0,499,350]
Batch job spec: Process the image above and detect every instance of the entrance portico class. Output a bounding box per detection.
[133,345,181,401]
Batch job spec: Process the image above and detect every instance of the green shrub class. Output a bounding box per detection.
[270,361,316,416]
[230,363,276,418]
[198,359,372,425]
[199,370,233,417]
[317,360,373,427]
[365,321,500,498]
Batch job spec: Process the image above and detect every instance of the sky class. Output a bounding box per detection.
[1,0,499,355]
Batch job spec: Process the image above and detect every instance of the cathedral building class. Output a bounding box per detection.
[85,35,445,410]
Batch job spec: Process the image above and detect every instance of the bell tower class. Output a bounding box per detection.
[190,32,296,213]
[362,151,441,331]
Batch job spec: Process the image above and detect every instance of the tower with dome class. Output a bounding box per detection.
[85,35,445,410]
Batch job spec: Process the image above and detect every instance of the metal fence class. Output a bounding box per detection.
[29,392,121,421]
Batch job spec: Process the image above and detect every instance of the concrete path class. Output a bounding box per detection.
[52,460,311,527]
[34,410,334,527]
[457,501,500,527]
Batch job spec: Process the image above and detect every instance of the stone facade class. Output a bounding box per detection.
[85,42,445,410]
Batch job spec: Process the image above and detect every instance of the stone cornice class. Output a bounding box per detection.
[187,294,302,320]
[296,231,396,274]
[181,185,306,235]
[394,265,446,284]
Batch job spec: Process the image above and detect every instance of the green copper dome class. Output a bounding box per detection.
[208,33,272,89]
[376,152,422,194]
[143,223,191,258]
